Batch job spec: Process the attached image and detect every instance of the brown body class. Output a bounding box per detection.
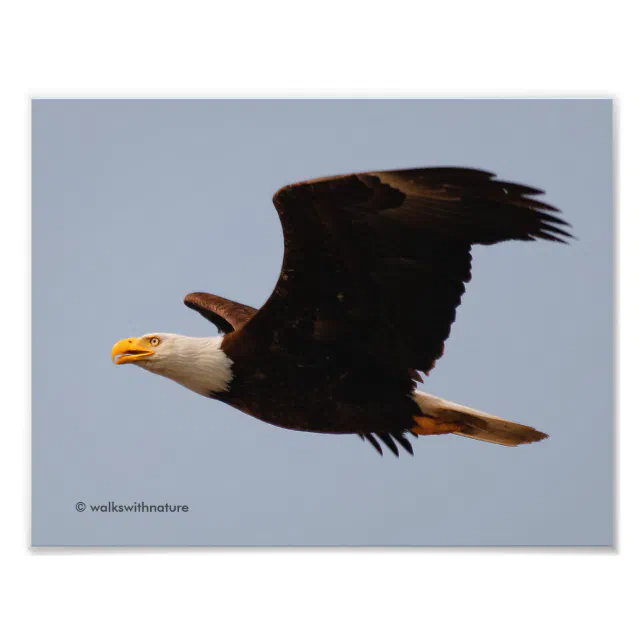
[215,330,420,436]
[187,294,420,436]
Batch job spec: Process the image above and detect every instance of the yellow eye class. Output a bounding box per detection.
[149,337,160,347]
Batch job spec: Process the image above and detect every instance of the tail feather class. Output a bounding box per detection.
[412,392,548,447]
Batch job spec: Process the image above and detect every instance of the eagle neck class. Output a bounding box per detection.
[144,335,234,397]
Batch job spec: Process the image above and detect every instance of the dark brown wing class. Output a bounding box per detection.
[184,292,257,334]
[230,167,570,376]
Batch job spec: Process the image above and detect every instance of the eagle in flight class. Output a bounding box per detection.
[112,167,570,456]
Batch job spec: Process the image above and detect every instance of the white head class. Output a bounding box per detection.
[111,333,233,397]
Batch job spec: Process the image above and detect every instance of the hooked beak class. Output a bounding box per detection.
[111,337,155,365]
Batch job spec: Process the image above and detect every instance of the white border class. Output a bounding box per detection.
[2,1,639,642]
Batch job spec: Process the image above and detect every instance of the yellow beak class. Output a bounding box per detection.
[111,337,156,365]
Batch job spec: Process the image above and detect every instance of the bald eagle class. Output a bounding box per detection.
[112,167,570,456]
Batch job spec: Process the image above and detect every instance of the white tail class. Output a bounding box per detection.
[412,392,548,447]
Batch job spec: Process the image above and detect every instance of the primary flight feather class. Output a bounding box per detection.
[112,167,571,456]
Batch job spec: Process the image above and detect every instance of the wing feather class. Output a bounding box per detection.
[226,167,569,381]
[184,292,257,334]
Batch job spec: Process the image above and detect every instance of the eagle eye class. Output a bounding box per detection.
[149,337,160,347]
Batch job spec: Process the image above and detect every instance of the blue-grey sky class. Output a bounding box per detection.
[32,99,612,546]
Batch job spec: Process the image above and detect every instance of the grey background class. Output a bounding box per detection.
[32,99,612,546]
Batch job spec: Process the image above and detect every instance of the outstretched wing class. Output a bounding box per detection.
[184,292,257,334]
[229,167,570,379]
